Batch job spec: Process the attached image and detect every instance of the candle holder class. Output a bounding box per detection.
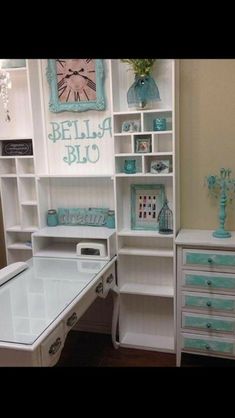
[206,168,235,238]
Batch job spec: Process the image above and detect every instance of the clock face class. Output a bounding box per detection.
[55,59,97,103]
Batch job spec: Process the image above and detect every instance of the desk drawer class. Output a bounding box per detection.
[182,292,235,313]
[183,249,235,270]
[182,333,235,356]
[182,270,235,292]
[182,312,235,334]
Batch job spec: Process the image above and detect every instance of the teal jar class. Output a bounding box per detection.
[47,209,58,226]
[127,75,161,109]
[106,210,115,228]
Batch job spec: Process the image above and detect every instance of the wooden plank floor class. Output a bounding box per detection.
[56,331,235,367]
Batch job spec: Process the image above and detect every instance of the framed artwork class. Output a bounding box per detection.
[47,59,105,112]
[150,159,170,174]
[135,135,152,153]
[131,184,165,230]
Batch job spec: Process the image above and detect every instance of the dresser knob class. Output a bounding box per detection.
[205,344,211,350]
[206,323,212,328]
[206,280,212,286]
[206,301,212,307]
[208,258,213,263]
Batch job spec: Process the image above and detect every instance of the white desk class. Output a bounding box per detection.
[0,256,117,366]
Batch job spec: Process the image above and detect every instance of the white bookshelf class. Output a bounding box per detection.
[110,59,179,353]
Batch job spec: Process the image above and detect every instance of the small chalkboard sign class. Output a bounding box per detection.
[2,140,33,156]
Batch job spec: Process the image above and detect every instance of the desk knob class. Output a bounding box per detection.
[206,301,212,307]
[67,312,78,327]
[96,282,103,295]
[49,337,62,356]
[106,274,114,284]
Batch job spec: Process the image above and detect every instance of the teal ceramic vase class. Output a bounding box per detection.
[127,74,160,109]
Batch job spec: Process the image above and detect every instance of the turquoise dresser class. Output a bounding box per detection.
[175,229,235,366]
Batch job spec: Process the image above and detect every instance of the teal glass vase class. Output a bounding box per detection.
[127,74,161,109]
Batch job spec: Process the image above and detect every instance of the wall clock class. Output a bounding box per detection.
[47,59,106,112]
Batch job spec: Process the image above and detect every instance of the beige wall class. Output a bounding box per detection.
[0,197,6,268]
[1,60,235,267]
[180,59,235,230]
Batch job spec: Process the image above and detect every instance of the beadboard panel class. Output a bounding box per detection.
[40,59,114,176]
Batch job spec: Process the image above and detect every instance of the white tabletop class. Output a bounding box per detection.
[0,257,108,345]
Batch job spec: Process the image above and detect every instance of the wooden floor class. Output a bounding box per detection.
[56,331,235,367]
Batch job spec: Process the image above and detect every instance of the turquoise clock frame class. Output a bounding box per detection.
[131,184,165,230]
[47,59,106,113]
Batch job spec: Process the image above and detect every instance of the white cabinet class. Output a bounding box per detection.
[176,229,235,366]
[110,59,179,353]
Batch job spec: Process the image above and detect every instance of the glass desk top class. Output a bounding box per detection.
[0,257,108,345]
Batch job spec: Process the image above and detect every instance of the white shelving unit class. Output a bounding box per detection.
[110,59,179,353]
[0,60,46,264]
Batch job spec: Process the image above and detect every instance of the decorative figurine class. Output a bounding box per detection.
[206,168,235,238]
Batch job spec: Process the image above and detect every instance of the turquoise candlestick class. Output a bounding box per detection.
[206,168,235,238]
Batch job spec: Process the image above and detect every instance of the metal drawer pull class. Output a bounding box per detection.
[205,344,211,350]
[206,323,212,328]
[206,280,212,286]
[206,301,212,307]
[96,282,103,294]
[49,337,62,356]
[106,273,114,284]
[66,312,78,327]
[208,258,213,263]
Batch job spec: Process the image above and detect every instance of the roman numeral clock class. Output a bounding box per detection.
[47,59,106,112]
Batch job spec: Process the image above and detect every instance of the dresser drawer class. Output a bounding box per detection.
[182,291,235,313]
[183,249,235,271]
[182,270,235,292]
[182,333,235,356]
[182,312,235,334]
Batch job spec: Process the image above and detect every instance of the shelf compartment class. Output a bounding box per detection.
[120,283,174,297]
[153,133,173,153]
[119,294,174,352]
[143,155,173,175]
[0,158,16,175]
[6,231,32,249]
[143,111,172,132]
[114,135,133,154]
[7,250,32,264]
[111,59,173,112]
[21,205,38,230]
[113,113,141,134]
[118,228,174,238]
[118,253,174,289]
[16,157,34,174]
[115,176,173,232]
[18,177,36,203]
[0,177,20,228]
[119,247,173,257]
[115,155,142,175]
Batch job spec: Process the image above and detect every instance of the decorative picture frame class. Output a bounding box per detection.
[131,184,165,230]
[135,135,152,153]
[47,59,106,113]
[121,119,140,133]
[150,159,170,174]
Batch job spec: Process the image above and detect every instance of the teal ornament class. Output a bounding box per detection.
[206,168,235,238]
[127,75,160,109]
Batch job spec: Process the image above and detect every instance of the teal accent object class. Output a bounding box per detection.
[47,209,58,226]
[124,159,136,174]
[127,75,160,109]
[184,338,233,353]
[185,295,235,311]
[153,118,167,131]
[184,315,235,333]
[106,210,115,229]
[47,59,105,113]
[185,273,235,290]
[206,168,235,238]
[185,251,235,266]
[58,208,109,226]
